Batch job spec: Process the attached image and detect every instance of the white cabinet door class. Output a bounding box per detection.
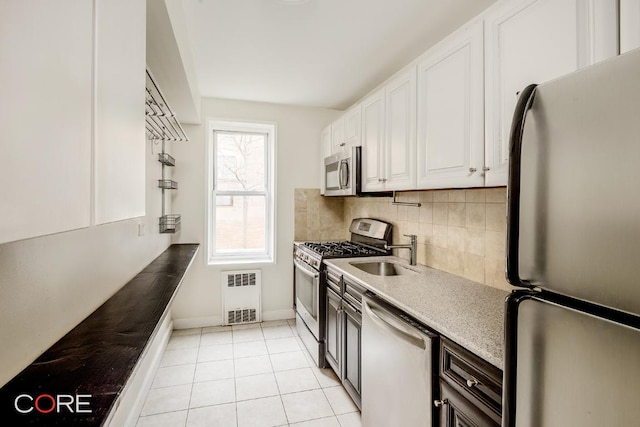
[621,0,640,53]
[361,88,386,192]
[344,103,362,149]
[320,125,331,195]
[0,1,93,244]
[94,0,146,224]
[484,0,618,186]
[417,21,484,189]
[385,67,417,191]
[331,117,346,153]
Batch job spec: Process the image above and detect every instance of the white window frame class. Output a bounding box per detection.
[207,120,276,265]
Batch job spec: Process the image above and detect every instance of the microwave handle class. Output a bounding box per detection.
[339,159,349,189]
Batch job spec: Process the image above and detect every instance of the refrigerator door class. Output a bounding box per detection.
[508,48,640,316]
[504,291,640,426]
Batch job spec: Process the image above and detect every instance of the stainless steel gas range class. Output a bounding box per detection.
[293,218,393,367]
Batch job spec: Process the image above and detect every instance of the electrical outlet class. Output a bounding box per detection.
[137,222,145,237]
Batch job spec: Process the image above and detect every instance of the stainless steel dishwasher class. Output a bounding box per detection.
[362,292,438,427]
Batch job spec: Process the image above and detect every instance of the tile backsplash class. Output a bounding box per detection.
[294,187,510,291]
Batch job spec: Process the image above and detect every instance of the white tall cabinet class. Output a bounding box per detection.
[620,0,640,53]
[361,88,387,192]
[416,21,484,189]
[95,0,146,224]
[0,0,146,244]
[483,0,618,186]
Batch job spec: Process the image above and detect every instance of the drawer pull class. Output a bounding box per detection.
[434,399,448,408]
[466,378,479,388]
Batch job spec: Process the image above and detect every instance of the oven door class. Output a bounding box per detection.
[294,258,321,339]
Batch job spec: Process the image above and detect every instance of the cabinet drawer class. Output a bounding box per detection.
[440,338,502,419]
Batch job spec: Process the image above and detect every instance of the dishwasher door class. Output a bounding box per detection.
[362,293,438,427]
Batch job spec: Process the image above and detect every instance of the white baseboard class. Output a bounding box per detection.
[262,309,296,321]
[172,309,295,329]
[106,314,173,427]
[172,315,223,329]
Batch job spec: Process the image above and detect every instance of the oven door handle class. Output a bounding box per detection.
[294,258,320,280]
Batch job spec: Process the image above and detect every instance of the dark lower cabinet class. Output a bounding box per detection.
[435,338,502,427]
[325,286,342,373]
[439,382,500,427]
[342,300,362,408]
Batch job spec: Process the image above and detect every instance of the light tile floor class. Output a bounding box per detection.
[137,319,362,427]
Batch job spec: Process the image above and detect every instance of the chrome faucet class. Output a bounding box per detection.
[385,234,417,266]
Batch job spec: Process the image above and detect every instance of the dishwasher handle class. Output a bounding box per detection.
[363,298,426,350]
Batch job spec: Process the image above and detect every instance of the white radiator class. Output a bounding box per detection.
[222,270,262,325]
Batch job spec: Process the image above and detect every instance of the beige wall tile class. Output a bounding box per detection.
[407,205,420,222]
[397,205,408,221]
[419,202,433,224]
[465,229,485,257]
[419,191,433,203]
[433,203,448,225]
[449,189,466,202]
[448,203,466,227]
[430,246,449,270]
[486,230,506,260]
[466,203,486,230]
[485,258,511,291]
[486,187,507,203]
[447,250,465,276]
[433,190,449,203]
[418,222,433,244]
[486,203,506,232]
[465,188,486,203]
[432,224,448,248]
[447,226,465,252]
[416,243,428,265]
[464,253,485,283]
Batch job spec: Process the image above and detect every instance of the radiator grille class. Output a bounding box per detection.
[227,272,257,287]
[227,308,257,324]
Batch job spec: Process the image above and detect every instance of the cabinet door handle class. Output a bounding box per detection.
[469,167,477,173]
[483,166,491,172]
[466,378,479,388]
[340,142,346,146]
[434,399,448,408]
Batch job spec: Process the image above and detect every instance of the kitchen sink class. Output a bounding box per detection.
[350,261,417,276]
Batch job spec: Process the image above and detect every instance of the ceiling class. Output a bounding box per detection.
[182,0,497,110]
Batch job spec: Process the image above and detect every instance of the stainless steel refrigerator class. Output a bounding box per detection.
[504,48,640,426]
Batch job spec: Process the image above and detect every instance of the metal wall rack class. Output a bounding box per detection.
[145,68,189,234]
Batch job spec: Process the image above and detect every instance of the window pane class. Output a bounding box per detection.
[216,132,265,191]
[215,195,266,252]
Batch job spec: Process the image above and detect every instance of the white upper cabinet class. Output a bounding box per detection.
[94,0,146,224]
[417,21,484,189]
[621,0,640,53]
[385,67,417,190]
[0,0,147,244]
[344,103,362,149]
[484,0,619,186]
[0,1,93,244]
[361,88,386,192]
[361,67,417,193]
[329,103,362,155]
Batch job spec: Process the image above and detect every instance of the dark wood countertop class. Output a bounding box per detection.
[0,244,199,426]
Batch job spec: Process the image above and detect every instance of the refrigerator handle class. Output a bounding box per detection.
[506,84,538,287]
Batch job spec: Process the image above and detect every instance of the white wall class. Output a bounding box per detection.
[171,98,340,326]
[0,139,172,387]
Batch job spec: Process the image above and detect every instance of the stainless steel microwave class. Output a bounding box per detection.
[324,146,361,196]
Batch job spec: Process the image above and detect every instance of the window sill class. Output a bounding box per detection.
[208,256,274,267]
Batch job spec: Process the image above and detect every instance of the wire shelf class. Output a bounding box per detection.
[158,153,176,167]
[159,214,181,234]
[158,179,178,189]
[145,68,189,142]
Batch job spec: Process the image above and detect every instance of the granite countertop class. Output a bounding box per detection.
[324,256,509,369]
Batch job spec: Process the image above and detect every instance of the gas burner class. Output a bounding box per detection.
[302,241,383,257]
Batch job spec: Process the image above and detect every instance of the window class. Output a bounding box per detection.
[208,121,276,264]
